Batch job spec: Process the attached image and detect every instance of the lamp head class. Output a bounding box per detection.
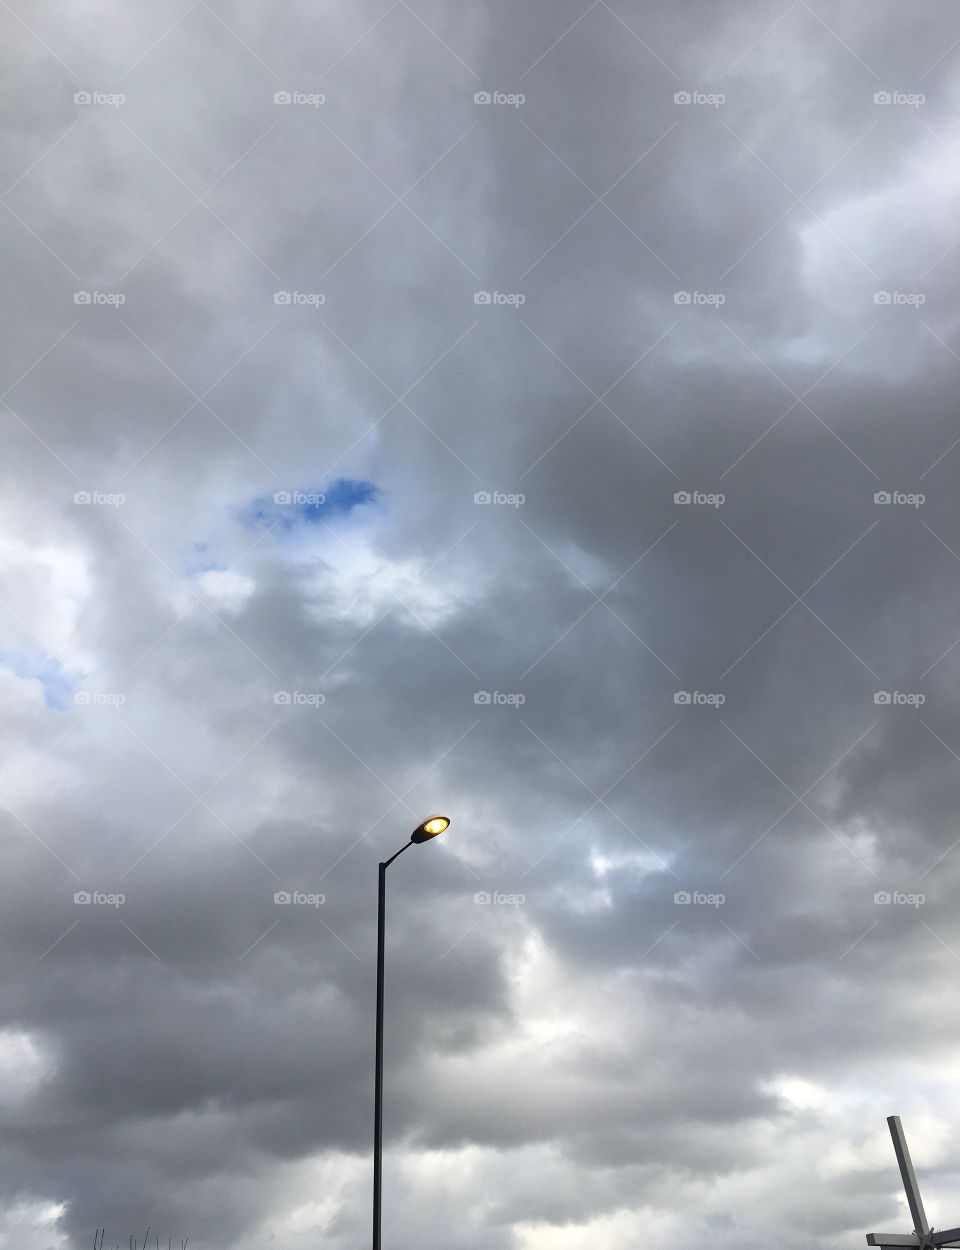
[411,814,450,843]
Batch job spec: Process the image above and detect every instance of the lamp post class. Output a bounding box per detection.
[373,814,450,1250]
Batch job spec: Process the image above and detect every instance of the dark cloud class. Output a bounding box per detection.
[3,2,960,1249]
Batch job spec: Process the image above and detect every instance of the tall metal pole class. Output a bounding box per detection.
[373,841,411,1250]
[373,860,386,1250]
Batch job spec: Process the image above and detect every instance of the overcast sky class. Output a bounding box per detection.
[3,1,960,1248]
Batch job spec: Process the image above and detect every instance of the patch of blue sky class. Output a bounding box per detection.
[0,649,75,710]
[240,478,380,531]
[187,542,226,575]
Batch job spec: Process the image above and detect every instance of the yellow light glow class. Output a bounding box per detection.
[423,817,449,836]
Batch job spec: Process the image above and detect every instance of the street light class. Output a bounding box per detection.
[373,814,451,1250]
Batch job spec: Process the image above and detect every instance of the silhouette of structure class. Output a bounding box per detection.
[867,1117,960,1250]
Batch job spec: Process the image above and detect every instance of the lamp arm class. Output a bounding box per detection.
[381,840,413,870]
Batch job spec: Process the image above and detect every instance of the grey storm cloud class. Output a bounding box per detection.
[3,2,960,1249]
